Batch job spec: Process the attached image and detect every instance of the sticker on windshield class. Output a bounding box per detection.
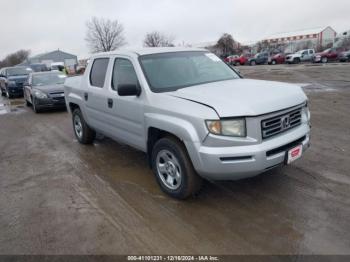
[205,53,221,62]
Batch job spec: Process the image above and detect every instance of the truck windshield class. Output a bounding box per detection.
[139,51,239,92]
[32,72,66,86]
[7,67,32,76]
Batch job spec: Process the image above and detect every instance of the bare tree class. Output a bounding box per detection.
[85,17,126,53]
[214,33,240,57]
[0,49,30,68]
[143,31,175,47]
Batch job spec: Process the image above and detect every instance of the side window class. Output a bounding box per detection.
[112,58,139,91]
[309,50,314,54]
[89,58,109,88]
[302,51,308,55]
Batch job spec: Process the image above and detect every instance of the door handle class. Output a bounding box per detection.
[84,92,88,101]
[107,98,113,108]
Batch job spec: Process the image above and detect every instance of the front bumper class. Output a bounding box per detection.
[313,56,322,63]
[188,124,310,180]
[35,97,67,109]
[8,86,24,97]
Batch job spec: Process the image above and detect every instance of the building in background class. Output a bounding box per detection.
[21,49,78,71]
[262,26,337,53]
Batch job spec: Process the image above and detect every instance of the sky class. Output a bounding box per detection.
[0,0,349,59]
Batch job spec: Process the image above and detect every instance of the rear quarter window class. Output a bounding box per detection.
[89,58,109,88]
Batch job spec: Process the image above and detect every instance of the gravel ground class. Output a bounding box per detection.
[0,63,349,255]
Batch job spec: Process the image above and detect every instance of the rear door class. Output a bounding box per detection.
[84,57,112,133]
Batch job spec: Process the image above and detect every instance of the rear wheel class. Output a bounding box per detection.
[151,137,202,199]
[250,60,256,66]
[72,108,96,144]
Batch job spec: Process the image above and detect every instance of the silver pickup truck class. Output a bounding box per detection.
[64,48,311,199]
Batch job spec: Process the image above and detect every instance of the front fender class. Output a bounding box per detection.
[145,113,205,171]
[145,113,201,143]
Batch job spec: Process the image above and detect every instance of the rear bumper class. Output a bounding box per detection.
[188,124,310,180]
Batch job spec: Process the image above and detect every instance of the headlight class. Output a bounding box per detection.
[302,100,311,122]
[34,90,48,99]
[206,119,246,137]
[7,80,16,87]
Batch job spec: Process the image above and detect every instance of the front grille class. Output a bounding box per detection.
[261,108,302,139]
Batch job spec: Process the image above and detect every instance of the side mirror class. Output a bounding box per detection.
[117,83,141,96]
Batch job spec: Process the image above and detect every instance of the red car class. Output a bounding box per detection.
[224,55,239,64]
[232,54,252,65]
[268,53,285,65]
[313,48,340,63]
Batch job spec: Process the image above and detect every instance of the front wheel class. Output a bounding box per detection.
[72,108,96,144]
[151,137,202,199]
[32,98,41,113]
[6,90,13,99]
[293,58,300,64]
[321,57,328,63]
[250,60,256,66]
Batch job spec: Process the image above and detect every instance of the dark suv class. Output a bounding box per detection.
[0,66,33,98]
[248,52,269,65]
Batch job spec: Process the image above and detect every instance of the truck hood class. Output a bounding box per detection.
[33,84,64,94]
[168,79,306,117]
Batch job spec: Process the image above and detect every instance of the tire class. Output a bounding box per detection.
[321,57,328,63]
[6,90,13,99]
[293,58,300,64]
[250,60,256,66]
[151,137,203,199]
[32,98,41,113]
[72,108,96,144]
[272,60,277,65]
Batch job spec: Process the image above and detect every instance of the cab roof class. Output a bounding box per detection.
[91,47,208,58]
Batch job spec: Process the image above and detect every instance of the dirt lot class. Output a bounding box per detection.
[0,63,349,255]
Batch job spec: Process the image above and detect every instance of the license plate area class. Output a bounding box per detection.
[285,144,303,164]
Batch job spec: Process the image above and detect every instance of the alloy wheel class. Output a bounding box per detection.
[156,149,182,190]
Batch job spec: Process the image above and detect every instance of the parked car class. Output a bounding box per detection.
[0,66,32,98]
[313,48,340,63]
[268,53,285,65]
[232,54,252,65]
[224,55,239,64]
[285,49,315,64]
[29,63,50,72]
[248,52,269,65]
[64,48,311,199]
[24,71,67,113]
[339,50,350,62]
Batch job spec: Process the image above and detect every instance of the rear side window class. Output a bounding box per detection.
[90,58,109,88]
[112,58,139,91]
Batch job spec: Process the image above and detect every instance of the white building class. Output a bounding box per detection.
[263,26,337,53]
